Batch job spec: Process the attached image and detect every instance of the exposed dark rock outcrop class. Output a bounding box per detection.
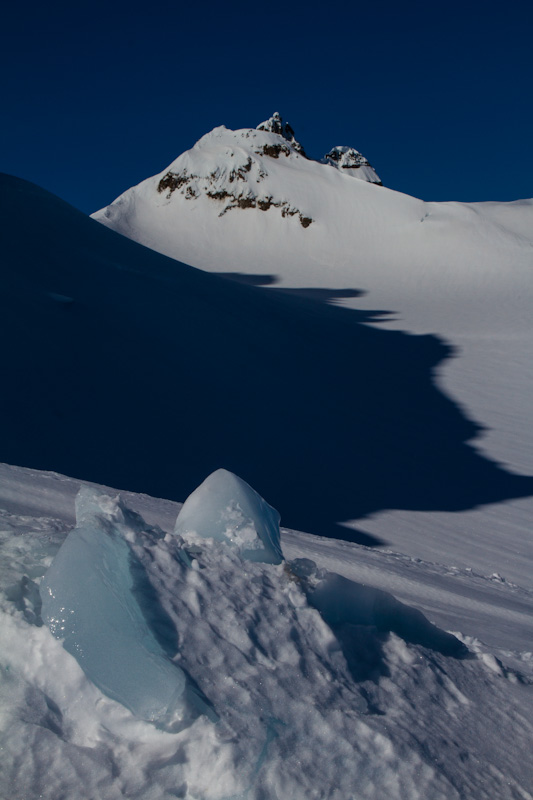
[322,146,382,185]
[256,112,307,157]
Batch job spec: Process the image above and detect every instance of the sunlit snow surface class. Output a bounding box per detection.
[1,464,533,800]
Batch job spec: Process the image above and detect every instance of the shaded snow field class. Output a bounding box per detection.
[1,464,533,800]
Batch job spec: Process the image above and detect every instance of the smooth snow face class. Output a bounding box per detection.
[2,464,533,800]
[174,469,283,564]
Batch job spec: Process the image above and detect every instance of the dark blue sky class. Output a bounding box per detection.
[2,0,531,214]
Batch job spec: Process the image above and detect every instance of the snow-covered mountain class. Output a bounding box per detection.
[1,112,533,799]
[92,112,381,243]
[91,113,533,586]
[7,171,528,542]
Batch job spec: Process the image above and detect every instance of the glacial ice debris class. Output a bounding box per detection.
[37,467,464,750]
[40,487,199,726]
[174,469,283,565]
[39,471,282,726]
[290,558,467,657]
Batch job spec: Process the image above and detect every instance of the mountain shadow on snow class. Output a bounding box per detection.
[218,273,376,306]
[1,174,532,545]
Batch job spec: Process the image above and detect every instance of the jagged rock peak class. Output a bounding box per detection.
[322,146,382,185]
[256,112,307,156]
[323,146,371,169]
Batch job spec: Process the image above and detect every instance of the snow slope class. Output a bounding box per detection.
[1,462,533,800]
[2,147,533,797]
[91,114,533,587]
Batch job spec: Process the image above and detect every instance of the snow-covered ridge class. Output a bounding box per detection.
[93,112,380,233]
[155,122,314,228]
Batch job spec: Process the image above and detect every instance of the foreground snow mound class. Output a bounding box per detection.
[3,468,533,799]
[174,468,283,564]
[40,488,205,727]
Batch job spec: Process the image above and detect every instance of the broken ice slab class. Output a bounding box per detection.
[40,487,196,725]
[290,559,467,657]
[174,469,283,565]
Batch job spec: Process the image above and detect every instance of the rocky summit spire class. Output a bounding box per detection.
[256,112,307,157]
[322,146,382,185]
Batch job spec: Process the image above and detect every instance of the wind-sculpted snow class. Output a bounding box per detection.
[175,469,283,564]
[3,467,533,799]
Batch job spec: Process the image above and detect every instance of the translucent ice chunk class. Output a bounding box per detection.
[40,488,193,725]
[175,469,283,565]
[290,559,467,657]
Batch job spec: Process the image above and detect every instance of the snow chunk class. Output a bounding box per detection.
[174,469,283,564]
[40,487,199,726]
